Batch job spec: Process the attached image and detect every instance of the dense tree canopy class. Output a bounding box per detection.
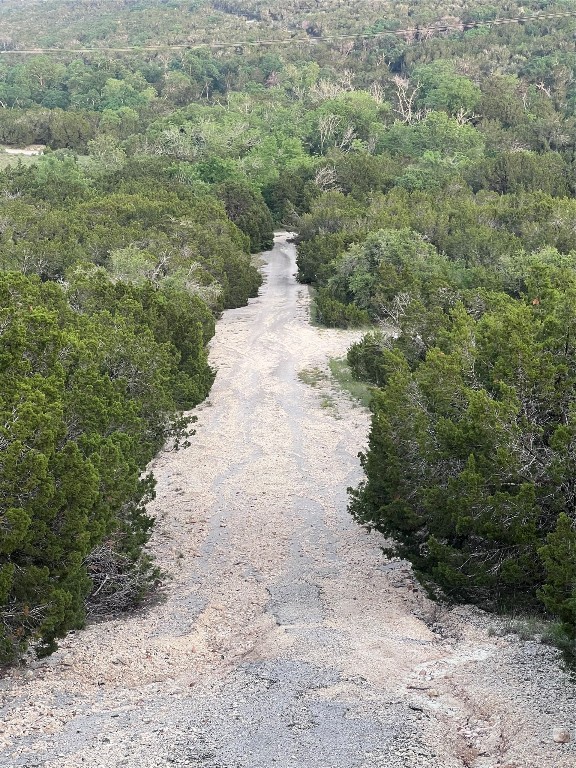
[2,0,576,661]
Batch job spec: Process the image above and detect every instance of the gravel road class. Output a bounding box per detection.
[0,233,574,768]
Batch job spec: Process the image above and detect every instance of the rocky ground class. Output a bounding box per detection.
[0,233,574,768]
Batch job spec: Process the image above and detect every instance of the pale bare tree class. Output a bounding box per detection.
[339,40,355,57]
[535,81,552,99]
[318,113,341,153]
[313,166,340,192]
[393,76,423,123]
[377,292,412,326]
[337,125,357,152]
[455,107,476,125]
[369,81,385,104]
[339,69,355,91]
[310,79,346,101]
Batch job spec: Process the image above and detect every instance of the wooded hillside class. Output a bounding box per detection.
[1,0,576,663]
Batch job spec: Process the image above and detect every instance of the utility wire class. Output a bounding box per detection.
[0,9,575,55]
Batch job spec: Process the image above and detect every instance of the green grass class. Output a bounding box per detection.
[487,613,576,668]
[542,622,576,667]
[297,366,326,387]
[320,393,337,411]
[0,152,40,169]
[487,614,549,641]
[329,358,372,408]
[307,286,321,327]
[298,360,372,416]
[298,366,338,414]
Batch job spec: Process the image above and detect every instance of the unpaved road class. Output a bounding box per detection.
[1,233,574,767]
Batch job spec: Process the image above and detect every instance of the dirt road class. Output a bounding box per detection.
[0,233,574,767]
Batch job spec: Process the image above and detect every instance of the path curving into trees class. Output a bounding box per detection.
[0,233,574,767]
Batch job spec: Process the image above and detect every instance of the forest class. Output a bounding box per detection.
[1,0,576,664]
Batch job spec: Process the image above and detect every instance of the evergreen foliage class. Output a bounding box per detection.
[343,249,576,641]
[3,0,576,658]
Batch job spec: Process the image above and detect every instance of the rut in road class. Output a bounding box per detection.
[0,233,574,768]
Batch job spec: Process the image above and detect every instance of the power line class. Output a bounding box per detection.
[0,9,575,55]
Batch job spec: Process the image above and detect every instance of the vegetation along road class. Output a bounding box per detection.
[1,234,575,767]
